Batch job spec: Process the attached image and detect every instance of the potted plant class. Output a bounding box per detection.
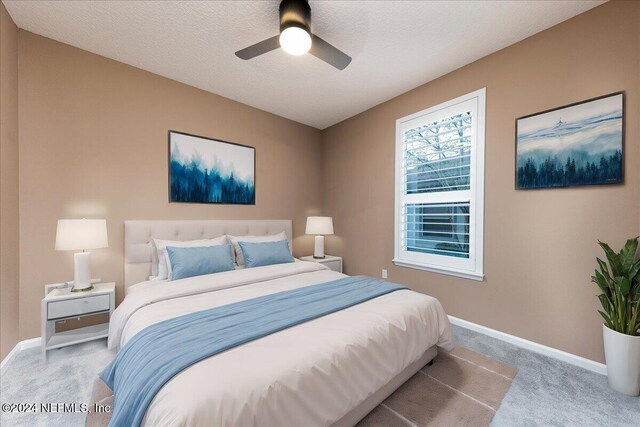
[592,238,640,396]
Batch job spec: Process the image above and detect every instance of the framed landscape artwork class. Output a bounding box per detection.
[516,92,624,189]
[169,131,255,204]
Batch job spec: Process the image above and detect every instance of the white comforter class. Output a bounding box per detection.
[108,261,454,427]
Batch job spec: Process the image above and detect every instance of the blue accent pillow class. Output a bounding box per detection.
[238,240,295,268]
[166,245,235,281]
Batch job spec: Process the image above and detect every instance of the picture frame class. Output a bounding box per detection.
[168,130,256,204]
[515,92,624,190]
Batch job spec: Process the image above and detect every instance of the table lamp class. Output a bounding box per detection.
[305,216,334,259]
[55,219,108,291]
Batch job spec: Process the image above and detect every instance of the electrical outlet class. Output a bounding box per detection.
[382,269,388,279]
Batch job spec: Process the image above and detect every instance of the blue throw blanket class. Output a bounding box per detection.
[100,275,407,427]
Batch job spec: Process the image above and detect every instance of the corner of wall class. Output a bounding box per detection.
[0,1,21,360]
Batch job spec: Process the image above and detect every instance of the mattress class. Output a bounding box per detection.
[107,260,454,426]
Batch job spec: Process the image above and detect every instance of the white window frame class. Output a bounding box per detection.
[393,88,485,281]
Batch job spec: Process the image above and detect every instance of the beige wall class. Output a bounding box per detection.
[17,32,323,340]
[0,2,20,359]
[321,1,640,363]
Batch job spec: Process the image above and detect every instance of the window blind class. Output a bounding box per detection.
[403,202,470,258]
[403,112,472,258]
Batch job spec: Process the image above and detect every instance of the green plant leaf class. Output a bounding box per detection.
[598,310,613,329]
[596,257,611,280]
[628,304,637,336]
[614,277,631,296]
[598,293,612,314]
[621,237,638,256]
[594,239,640,335]
[632,282,640,302]
[631,299,640,336]
[599,240,623,277]
[592,271,610,294]
[628,260,640,283]
[621,238,639,272]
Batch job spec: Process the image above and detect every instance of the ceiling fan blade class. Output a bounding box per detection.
[235,35,281,60]
[309,35,352,70]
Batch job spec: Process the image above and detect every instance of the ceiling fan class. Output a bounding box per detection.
[235,0,352,70]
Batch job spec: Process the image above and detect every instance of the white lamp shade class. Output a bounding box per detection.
[305,216,334,235]
[55,219,108,251]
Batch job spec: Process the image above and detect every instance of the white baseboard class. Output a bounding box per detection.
[448,315,607,376]
[19,337,41,350]
[1,337,41,376]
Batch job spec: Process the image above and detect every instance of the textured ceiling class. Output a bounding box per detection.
[3,0,604,129]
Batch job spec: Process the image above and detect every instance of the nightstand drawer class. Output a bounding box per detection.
[47,294,110,320]
[323,260,342,272]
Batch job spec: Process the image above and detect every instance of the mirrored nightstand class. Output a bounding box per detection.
[41,282,115,360]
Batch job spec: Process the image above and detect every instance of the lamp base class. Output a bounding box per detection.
[72,251,93,291]
[313,235,325,259]
[71,284,94,292]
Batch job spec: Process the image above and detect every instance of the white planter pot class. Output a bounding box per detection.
[603,324,640,396]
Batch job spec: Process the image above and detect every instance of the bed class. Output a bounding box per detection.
[88,220,453,427]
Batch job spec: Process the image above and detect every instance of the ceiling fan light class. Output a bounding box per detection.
[279,26,312,56]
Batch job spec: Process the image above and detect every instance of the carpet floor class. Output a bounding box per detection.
[1,324,639,426]
[452,324,640,426]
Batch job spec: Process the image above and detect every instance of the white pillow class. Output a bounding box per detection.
[228,232,288,266]
[153,236,227,280]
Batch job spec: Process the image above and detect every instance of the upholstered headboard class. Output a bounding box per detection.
[124,220,293,290]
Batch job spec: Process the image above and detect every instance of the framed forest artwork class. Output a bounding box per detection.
[515,92,624,189]
[169,131,255,204]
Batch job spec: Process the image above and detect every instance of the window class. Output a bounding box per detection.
[394,89,485,280]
